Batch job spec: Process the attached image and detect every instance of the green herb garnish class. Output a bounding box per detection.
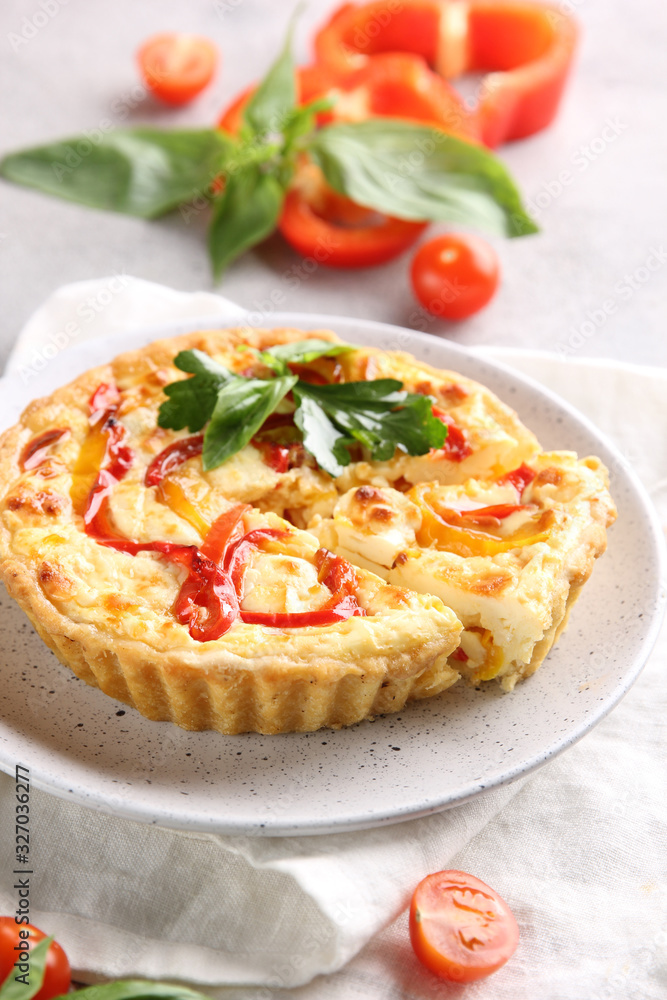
[158,341,447,477]
[0,17,537,279]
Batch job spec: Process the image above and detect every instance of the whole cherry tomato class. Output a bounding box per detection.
[0,918,71,1000]
[138,33,217,106]
[409,870,519,982]
[410,233,500,320]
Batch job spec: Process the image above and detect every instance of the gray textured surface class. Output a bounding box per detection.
[1,0,666,368]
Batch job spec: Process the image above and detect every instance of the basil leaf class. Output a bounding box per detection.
[0,129,234,218]
[293,391,354,478]
[309,119,538,237]
[0,935,52,1000]
[203,374,297,470]
[243,22,296,136]
[158,350,233,433]
[51,980,214,1000]
[208,165,285,277]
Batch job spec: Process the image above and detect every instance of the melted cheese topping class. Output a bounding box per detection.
[311,452,617,687]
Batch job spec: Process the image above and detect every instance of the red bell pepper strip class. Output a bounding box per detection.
[241,594,363,628]
[200,503,249,564]
[144,434,204,486]
[89,382,121,419]
[229,536,366,626]
[21,428,68,470]
[225,527,288,595]
[313,0,578,147]
[456,502,530,527]
[172,546,240,642]
[431,406,473,462]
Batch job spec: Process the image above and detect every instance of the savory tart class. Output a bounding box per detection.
[0,326,615,734]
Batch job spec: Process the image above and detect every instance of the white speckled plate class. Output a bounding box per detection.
[0,314,664,835]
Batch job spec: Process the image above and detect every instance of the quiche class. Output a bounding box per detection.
[0,326,616,734]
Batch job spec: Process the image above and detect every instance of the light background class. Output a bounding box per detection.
[1,0,666,369]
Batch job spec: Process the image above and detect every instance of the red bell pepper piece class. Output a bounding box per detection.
[497,462,536,498]
[240,594,363,628]
[463,1,579,146]
[431,406,473,462]
[313,0,578,147]
[314,1,444,72]
[278,177,427,269]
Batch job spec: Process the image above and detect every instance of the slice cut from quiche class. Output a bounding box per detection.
[311,452,617,692]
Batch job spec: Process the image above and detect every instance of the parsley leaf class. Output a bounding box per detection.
[295,380,447,471]
[292,391,354,477]
[203,374,297,470]
[158,350,232,433]
[157,344,447,478]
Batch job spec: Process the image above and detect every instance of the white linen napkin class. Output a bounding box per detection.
[0,278,665,999]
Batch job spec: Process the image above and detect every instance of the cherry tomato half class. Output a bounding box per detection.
[409,870,519,982]
[138,33,218,106]
[0,918,71,1000]
[410,233,500,320]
